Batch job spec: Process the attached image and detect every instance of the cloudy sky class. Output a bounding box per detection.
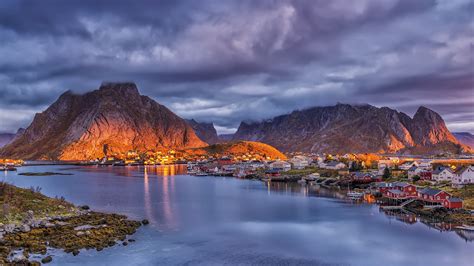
[0,0,473,134]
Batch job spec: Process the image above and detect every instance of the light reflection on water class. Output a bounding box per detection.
[3,165,474,266]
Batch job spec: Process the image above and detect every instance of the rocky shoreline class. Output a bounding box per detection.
[0,184,145,265]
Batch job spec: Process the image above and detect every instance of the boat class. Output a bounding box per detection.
[1,166,17,171]
[347,191,364,199]
[195,172,208,176]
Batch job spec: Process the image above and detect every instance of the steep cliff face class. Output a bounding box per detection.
[453,132,474,149]
[0,83,207,160]
[185,119,220,144]
[233,104,470,154]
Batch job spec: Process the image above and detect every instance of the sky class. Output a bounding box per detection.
[0,0,473,134]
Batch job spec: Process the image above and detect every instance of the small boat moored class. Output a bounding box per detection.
[347,191,364,199]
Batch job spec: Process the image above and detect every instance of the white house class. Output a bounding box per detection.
[417,159,433,170]
[407,166,424,179]
[321,161,346,170]
[289,156,312,169]
[432,167,455,182]
[399,161,419,171]
[269,161,291,172]
[452,165,474,187]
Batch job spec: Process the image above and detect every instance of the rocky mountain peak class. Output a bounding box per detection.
[233,103,470,154]
[98,82,140,96]
[0,82,207,160]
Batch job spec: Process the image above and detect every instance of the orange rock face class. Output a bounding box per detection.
[183,141,287,160]
[0,83,207,160]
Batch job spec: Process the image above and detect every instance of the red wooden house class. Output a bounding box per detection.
[419,171,432,180]
[443,198,463,209]
[375,182,394,194]
[218,157,233,166]
[385,189,409,199]
[418,188,451,203]
[393,182,417,197]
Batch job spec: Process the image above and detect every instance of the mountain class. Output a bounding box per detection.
[218,134,234,142]
[233,103,471,154]
[0,83,207,160]
[185,119,220,144]
[453,132,474,149]
[0,128,24,148]
[0,133,15,148]
[183,141,286,160]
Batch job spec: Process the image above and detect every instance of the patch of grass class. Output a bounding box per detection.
[285,167,319,176]
[0,183,76,224]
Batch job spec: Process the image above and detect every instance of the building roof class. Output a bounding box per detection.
[433,167,453,175]
[388,189,404,195]
[375,182,392,188]
[419,187,443,196]
[445,197,463,203]
[408,166,418,172]
[455,165,474,175]
[326,161,344,166]
[393,181,412,188]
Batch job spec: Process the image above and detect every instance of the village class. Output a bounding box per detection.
[182,153,474,223]
[3,151,474,226]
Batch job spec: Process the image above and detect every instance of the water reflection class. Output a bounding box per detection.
[143,167,156,225]
[161,167,177,230]
[264,181,473,242]
[5,165,473,266]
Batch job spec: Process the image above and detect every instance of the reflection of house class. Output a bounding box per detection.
[432,167,455,182]
[452,165,474,187]
[456,229,474,242]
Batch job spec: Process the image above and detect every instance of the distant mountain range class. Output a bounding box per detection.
[0,83,206,160]
[0,83,471,160]
[232,104,471,155]
[0,128,25,148]
[185,119,220,144]
[0,133,15,148]
[453,132,474,149]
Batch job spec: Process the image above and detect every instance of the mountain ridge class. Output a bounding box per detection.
[0,83,207,160]
[233,103,470,154]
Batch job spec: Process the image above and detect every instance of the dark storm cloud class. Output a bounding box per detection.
[0,0,472,133]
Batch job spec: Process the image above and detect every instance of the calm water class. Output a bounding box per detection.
[3,165,473,266]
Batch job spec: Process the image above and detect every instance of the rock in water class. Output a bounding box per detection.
[0,82,207,160]
[41,256,52,264]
